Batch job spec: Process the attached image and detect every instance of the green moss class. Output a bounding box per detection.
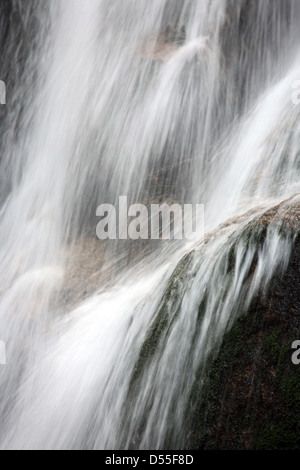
[239,224,268,251]
[257,340,300,450]
[125,216,299,449]
[188,316,247,449]
[263,330,282,362]
[189,310,300,450]
[129,251,194,389]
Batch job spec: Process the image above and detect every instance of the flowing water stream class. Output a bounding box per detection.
[0,0,300,450]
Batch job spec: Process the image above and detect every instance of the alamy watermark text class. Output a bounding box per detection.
[96,197,204,241]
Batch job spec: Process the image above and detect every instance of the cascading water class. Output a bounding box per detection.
[0,0,300,450]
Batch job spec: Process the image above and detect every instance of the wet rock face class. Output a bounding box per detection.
[121,201,300,450]
[188,233,300,450]
[219,0,294,115]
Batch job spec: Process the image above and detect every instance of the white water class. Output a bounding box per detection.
[0,0,300,449]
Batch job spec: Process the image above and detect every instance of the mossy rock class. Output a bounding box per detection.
[187,229,300,450]
[127,201,300,449]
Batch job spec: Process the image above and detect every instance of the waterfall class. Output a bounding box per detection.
[0,0,299,449]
